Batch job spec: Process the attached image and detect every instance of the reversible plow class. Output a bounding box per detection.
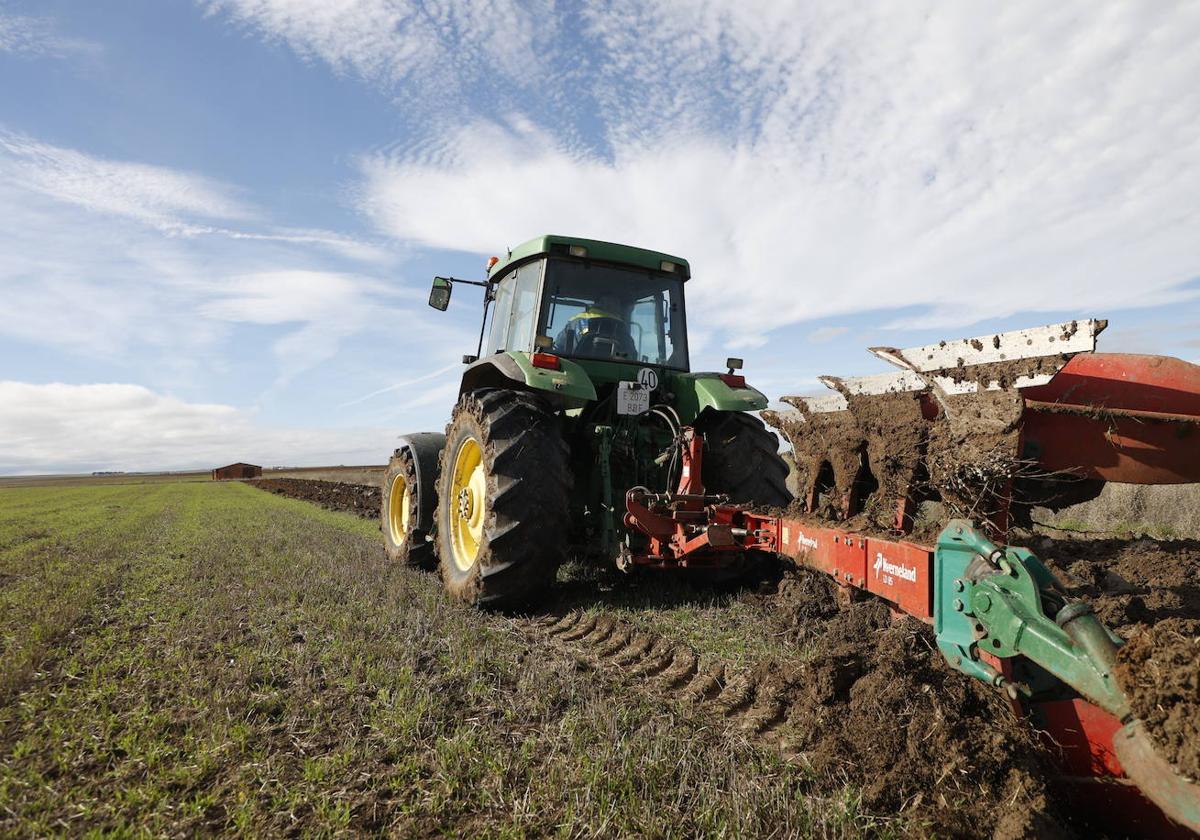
[622,319,1200,836]
[765,318,1200,535]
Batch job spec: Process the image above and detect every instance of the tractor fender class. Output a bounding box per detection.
[395,432,446,533]
[666,372,769,422]
[459,352,597,404]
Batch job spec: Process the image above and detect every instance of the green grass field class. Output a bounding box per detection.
[0,481,888,838]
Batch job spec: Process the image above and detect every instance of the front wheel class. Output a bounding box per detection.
[382,447,436,569]
[435,389,571,609]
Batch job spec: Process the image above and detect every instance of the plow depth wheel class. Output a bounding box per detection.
[435,389,570,609]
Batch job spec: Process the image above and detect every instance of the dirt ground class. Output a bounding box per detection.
[248,478,381,518]
[742,576,1062,840]
[1115,620,1200,781]
[251,478,1200,838]
[255,479,1065,836]
[1036,534,1200,782]
[526,571,1066,839]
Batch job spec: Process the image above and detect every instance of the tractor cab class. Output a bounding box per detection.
[427,234,767,416]
[487,239,690,372]
[431,235,691,373]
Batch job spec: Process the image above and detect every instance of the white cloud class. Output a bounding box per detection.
[0,381,397,474]
[0,131,410,391]
[348,1,1200,340]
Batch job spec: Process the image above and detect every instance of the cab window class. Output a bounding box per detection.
[538,259,688,369]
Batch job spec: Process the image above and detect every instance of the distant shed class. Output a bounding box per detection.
[212,462,262,480]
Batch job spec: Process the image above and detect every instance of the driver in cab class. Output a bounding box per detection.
[554,294,638,360]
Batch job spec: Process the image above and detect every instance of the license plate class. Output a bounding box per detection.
[617,382,650,415]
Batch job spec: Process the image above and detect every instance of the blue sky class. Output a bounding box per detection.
[1,0,1198,473]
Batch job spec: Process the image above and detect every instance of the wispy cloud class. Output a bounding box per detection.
[0,381,397,473]
[0,134,407,389]
[198,270,423,383]
[202,0,553,113]
[0,130,391,262]
[349,1,1200,339]
[338,361,464,408]
[0,130,255,229]
[0,9,99,58]
[808,327,850,344]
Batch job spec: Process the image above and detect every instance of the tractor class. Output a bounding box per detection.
[382,235,791,608]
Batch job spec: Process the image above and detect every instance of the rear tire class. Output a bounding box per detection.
[382,448,436,570]
[698,411,793,507]
[435,389,571,609]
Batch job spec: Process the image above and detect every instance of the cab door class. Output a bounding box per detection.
[485,260,545,355]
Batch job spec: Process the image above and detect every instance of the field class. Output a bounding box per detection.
[3,477,1198,837]
[0,481,880,837]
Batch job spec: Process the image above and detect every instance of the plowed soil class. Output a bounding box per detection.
[1115,619,1200,780]
[1034,535,1200,636]
[252,478,1200,837]
[1034,535,1200,780]
[248,477,380,518]
[527,581,1065,839]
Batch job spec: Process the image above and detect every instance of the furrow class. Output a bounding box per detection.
[596,626,635,657]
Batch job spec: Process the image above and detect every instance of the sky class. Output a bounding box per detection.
[1,0,1198,474]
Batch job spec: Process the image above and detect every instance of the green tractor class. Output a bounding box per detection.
[382,235,791,608]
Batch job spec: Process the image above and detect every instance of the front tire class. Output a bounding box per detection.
[435,389,571,609]
[382,448,436,570]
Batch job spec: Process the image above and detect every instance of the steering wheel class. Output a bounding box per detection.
[574,331,620,359]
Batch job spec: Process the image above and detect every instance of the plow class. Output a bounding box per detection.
[388,235,1200,836]
[766,318,1200,535]
[625,319,1200,836]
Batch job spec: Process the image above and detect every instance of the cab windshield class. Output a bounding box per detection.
[538,259,688,369]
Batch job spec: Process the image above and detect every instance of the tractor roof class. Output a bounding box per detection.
[487,235,691,281]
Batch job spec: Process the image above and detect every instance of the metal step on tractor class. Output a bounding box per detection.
[384,234,1200,833]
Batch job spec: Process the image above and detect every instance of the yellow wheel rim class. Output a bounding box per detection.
[449,437,486,572]
[388,472,411,547]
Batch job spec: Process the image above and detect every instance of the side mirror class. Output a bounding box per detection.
[429,277,452,311]
[725,357,743,374]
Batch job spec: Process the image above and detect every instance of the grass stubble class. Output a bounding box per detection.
[0,481,893,838]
